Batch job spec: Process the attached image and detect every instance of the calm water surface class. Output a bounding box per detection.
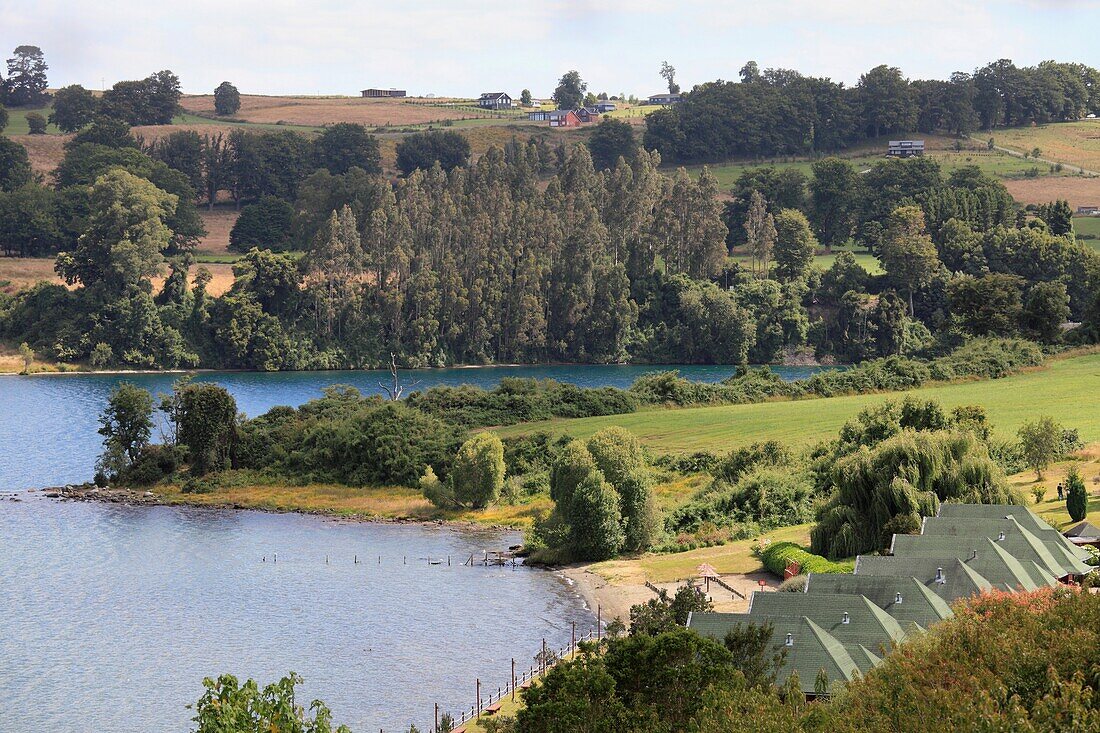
[0,363,829,731]
[0,497,593,732]
[0,364,829,490]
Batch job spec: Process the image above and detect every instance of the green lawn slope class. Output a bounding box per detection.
[497,350,1100,453]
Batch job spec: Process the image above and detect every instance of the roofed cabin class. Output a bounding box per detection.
[478,92,512,110]
[361,88,407,98]
[887,140,925,157]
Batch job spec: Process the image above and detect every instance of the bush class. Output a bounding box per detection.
[26,112,47,134]
[1067,467,1088,522]
[119,444,187,486]
[229,196,295,252]
[758,541,853,577]
[451,432,506,509]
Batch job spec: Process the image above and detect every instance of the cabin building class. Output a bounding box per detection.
[361,88,407,98]
[886,140,925,157]
[647,93,682,105]
[478,92,513,110]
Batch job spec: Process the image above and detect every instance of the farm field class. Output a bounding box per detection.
[729,244,882,275]
[1005,176,1100,208]
[990,120,1100,173]
[495,349,1100,453]
[0,105,59,136]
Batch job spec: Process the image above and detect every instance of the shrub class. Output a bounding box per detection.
[1066,467,1088,522]
[451,432,506,509]
[758,542,853,577]
[229,196,295,252]
[119,444,187,486]
[26,112,47,134]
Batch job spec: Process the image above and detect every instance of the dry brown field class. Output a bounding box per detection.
[1003,176,1100,208]
[179,94,516,127]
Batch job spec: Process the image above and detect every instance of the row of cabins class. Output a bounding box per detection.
[687,504,1095,697]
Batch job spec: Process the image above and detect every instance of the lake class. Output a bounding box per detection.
[0,363,829,490]
[0,362,829,732]
[0,497,594,732]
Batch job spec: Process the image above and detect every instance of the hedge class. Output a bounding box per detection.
[759,541,854,577]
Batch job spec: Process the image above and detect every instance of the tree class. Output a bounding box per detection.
[229,196,296,252]
[568,473,624,561]
[629,584,712,636]
[772,209,817,282]
[553,70,586,110]
[70,118,136,149]
[1018,416,1065,480]
[660,61,680,94]
[17,342,33,373]
[49,85,97,132]
[1066,467,1088,522]
[858,64,916,137]
[191,673,351,733]
[947,274,1025,337]
[145,70,182,124]
[25,112,46,134]
[313,122,381,175]
[451,432,506,509]
[550,440,598,511]
[5,45,49,107]
[809,158,860,250]
[99,70,181,125]
[176,382,238,474]
[520,88,533,106]
[723,622,787,689]
[214,81,241,116]
[1038,199,1073,236]
[587,427,657,552]
[878,205,940,314]
[0,137,32,192]
[0,104,7,132]
[744,190,776,277]
[97,382,154,479]
[587,118,636,172]
[394,130,470,175]
[54,169,177,292]
[1021,281,1070,342]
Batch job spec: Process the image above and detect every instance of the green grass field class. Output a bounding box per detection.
[1074,215,1100,246]
[2,106,59,136]
[496,350,1100,453]
[689,148,1061,190]
[729,243,882,275]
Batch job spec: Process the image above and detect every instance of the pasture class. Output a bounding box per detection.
[495,350,1100,454]
[991,120,1100,173]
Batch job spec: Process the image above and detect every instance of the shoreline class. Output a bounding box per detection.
[19,484,526,533]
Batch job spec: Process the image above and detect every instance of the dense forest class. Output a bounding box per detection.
[645,59,1100,162]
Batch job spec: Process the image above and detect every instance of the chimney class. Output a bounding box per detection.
[895,592,903,604]
[935,567,945,584]
[997,531,1006,541]
[969,550,978,561]
[785,633,794,647]
[842,611,850,625]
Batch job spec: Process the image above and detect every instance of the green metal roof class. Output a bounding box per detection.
[921,516,1090,577]
[687,612,861,695]
[748,591,908,656]
[938,503,1092,561]
[853,555,994,605]
[889,535,1052,590]
[804,574,953,631]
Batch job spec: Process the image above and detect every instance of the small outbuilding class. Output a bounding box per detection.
[1064,521,1100,547]
[361,88,406,98]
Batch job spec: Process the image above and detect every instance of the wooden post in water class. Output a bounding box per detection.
[511,658,516,701]
[476,678,481,719]
[435,702,439,732]
[542,638,547,674]
[571,621,576,655]
[597,605,602,641]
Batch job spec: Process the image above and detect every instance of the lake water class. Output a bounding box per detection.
[0,363,829,731]
[0,363,828,490]
[0,497,594,732]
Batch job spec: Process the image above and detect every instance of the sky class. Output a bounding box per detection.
[1,0,1099,98]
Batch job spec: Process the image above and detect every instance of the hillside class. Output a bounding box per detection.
[496,349,1100,453]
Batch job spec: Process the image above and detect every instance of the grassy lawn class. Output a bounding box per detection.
[496,350,1100,454]
[2,106,59,136]
[170,112,325,135]
[729,245,882,275]
[1075,216,1100,251]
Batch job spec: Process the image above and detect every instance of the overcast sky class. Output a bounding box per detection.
[2,1,1098,97]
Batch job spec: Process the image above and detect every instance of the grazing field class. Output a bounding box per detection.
[178,94,529,128]
[496,350,1100,453]
[0,106,58,136]
[1005,176,1100,208]
[729,245,882,275]
[991,120,1100,173]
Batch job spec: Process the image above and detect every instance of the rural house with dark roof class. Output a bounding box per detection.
[477,92,512,109]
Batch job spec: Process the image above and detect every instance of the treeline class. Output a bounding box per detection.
[4,113,1100,370]
[646,58,1100,163]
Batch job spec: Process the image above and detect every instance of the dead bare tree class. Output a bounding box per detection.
[378,352,420,400]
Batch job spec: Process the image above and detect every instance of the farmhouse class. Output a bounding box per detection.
[647,92,682,105]
[594,102,617,113]
[547,109,581,127]
[361,88,407,98]
[887,140,925,157]
[1077,205,1100,216]
[478,92,512,110]
[688,503,1091,697]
